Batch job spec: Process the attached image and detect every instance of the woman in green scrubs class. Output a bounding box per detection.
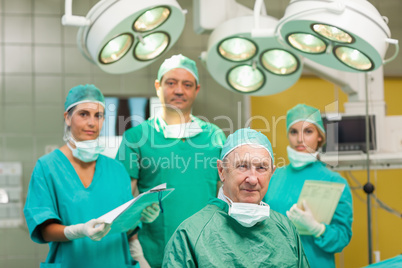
[24,84,159,268]
[264,104,353,268]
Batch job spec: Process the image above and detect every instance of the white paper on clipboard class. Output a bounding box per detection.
[296,180,345,235]
[98,183,174,234]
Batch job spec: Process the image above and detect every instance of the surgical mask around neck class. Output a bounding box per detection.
[157,114,202,139]
[287,146,318,170]
[67,137,105,163]
[218,187,270,228]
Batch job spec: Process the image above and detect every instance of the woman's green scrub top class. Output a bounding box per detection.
[116,117,226,267]
[264,162,353,268]
[24,149,137,268]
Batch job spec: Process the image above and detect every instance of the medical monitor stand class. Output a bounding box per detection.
[364,73,374,265]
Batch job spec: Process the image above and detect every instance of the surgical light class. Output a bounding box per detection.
[287,33,326,54]
[261,49,298,75]
[312,24,353,43]
[202,15,302,96]
[133,6,171,32]
[62,0,185,74]
[218,37,257,62]
[228,65,265,93]
[100,34,133,64]
[335,46,372,71]
[134,32,170,61]
[277,0,399,72]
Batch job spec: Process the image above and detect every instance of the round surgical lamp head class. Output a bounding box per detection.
[278,0,393,72]
[202,16,302,96]
[227,65,265,93]
[77,0,185,74]
[133,6,171,32]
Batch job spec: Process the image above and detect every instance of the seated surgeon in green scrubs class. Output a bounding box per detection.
[116,54,226,267]
[162,128,310,267]
[24,84,160,268]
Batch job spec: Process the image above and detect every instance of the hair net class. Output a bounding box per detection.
[64,84,105,112]
[286,104,325,136]
[157,54,199,83]
[220,128,274,164]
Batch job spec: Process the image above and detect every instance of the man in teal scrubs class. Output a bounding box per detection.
[162,128,310,267]
[116,54,226,267]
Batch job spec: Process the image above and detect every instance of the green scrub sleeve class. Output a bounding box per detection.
[24,162,62,244]
[127,223,142,239]
[212,127,226,147]
[295,226,311,268]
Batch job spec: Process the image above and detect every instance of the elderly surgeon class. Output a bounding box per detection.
[162,128,310,267]
[263,104,353,268]
[116,54,226,267]
[24,84,159,268]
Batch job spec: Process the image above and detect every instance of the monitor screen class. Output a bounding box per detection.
[322,115,376,153]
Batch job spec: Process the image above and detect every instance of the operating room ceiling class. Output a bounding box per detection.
[68,0,402,77]
[232,0,402,77]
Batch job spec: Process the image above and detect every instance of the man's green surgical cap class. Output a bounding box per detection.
[157,54,199,83]
[221,128,274,164]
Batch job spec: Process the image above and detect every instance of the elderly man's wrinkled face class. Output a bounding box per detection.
[217,144,275,204]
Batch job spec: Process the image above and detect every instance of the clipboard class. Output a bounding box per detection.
[296,180,345,235]
[98,183,174,234]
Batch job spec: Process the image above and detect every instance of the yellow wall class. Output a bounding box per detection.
[250,77,402,268]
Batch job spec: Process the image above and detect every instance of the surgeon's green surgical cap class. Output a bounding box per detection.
[157,54,199,83]
[221,128,274,164]
[286,104,325,135]
[64,84,105,112]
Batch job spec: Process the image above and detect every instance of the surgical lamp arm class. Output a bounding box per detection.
[252,0,274,37]
[62,0,91,27]
[384,38,399,65]
[303,58,384,103]
[193,0,253,34]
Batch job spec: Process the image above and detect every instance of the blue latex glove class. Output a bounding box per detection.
[141,203,160,223]
[286,200,325,237]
